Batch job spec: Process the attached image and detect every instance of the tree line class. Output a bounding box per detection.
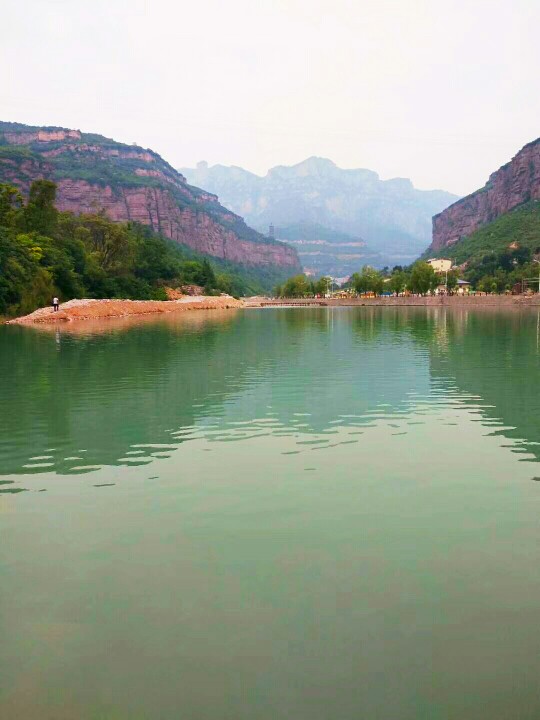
[0,180,257,317]
[275,262,460,298]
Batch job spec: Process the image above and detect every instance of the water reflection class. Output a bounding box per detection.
[1,306,540,481]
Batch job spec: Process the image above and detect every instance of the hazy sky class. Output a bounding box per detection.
[3,0,539,196]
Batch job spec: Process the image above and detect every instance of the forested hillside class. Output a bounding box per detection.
[0,121,300,272]
[0,180,285,317]
[427,201,540,290]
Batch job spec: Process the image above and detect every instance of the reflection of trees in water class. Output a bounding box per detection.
[349,306,540,461]
[0,313,264,475]
[6,306,535,477]
[1,309,431,476]
[428,308,540,461]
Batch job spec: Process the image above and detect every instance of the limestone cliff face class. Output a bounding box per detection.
[0,122,300,270]
[55,179,299,266]
[4,128,81,145]
[431,138,540,252]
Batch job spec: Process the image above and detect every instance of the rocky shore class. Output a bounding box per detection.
[8,296,243,325]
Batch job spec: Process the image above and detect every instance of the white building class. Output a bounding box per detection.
[427,258,452,273]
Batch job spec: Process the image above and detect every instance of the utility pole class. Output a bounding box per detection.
[534,259,540,293]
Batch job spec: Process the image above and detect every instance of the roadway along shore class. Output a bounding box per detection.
[244,295,540,308]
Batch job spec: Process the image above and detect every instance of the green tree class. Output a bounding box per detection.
[279,274,312,297]
[352,266,384,295]
[388,270,408,295]
[0,180,265,315]
[200,258,217,291]
[409,262,438,295]
[80,215,133,272]
[0,183,23,228]
[313,276,331,296]
[446,270,458,293]
[23,179,58,236]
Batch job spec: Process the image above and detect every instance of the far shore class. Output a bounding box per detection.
[244,294,540,309]
[7,295,243,325]
[6,292,540,327]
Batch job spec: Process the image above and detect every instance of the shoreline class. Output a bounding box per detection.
[244,295,540,308]
[7,293,540,326]
[7,296,243,325]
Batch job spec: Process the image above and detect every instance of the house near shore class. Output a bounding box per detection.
[434,278,471,295]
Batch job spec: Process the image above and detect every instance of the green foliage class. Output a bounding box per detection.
[408,262,438,295]
[351,266,384,295]
[23,179,58,236]
[446,270,458,292]
[275,274,333,298]
[276,274,313,298]
[428,201,540,290]
[0,183,23,227]
[388,269,408,295]
[430,202,540,266]
[0,180,276,316]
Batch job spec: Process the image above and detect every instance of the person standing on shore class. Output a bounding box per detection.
[52,297,59,312]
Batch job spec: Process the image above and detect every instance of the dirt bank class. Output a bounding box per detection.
[8,296,243,325]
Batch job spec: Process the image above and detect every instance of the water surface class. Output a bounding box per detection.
[2,307,540,719]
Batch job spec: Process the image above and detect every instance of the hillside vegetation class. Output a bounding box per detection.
[0,180,286,317]
[0,122,301,275]
[427,201,540,289]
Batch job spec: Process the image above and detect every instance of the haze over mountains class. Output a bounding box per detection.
[182,158,458,276]
[0,121,300,282]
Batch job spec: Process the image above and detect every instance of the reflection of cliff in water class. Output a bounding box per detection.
[427,308,540,462]
[0,308,431,476]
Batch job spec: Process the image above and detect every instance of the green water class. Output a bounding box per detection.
[2,307,540,719]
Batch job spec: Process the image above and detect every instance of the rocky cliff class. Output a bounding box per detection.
[0,122,300,270]
[431,138,540,252]
[181,157,458,271]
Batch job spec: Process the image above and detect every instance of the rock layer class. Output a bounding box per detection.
[0,122,300,270]
[431,138,540,252]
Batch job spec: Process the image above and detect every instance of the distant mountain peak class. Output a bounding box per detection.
[292,156,337,173]
[180,158,458,274]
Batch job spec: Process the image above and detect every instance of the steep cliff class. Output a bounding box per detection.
[0,122,300,270]
[431,138,540,252]
[181,157,457,270]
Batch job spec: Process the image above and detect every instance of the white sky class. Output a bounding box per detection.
[3,0,539,196]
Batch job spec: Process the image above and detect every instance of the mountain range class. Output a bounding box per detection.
[0,122,300,278]
[181,157,458,275]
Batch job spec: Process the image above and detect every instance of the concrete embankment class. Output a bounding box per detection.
[8,296,243,325]
[245,295,540,309]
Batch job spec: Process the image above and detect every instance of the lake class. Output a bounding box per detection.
[2,306,540,719]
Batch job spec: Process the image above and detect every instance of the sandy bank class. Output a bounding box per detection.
[8,296,243,325]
